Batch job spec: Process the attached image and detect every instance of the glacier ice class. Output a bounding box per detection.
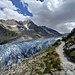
[0,37,58,71]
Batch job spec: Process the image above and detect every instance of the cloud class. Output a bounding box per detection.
[21,0,75,33]
[0,0,75,33]
[56,22,75,33]
[0,0,29,21]
[0,0,17,10]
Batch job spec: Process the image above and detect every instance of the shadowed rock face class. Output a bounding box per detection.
[71,28,75,33]
[0,25,7,34]
[0,24,18,45]
[41,26,62,36]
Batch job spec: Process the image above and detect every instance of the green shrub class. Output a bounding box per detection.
[70,51,75,57]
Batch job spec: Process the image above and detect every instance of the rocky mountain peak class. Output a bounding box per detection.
[23,19,31,24]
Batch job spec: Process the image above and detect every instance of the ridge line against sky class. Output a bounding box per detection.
[0,0,75,33]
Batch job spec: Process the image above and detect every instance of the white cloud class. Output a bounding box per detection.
[0,0,17,10]
[0,0,75,33]
[0,0,29,21]
[21,0,75,33]
[56,22,75,33]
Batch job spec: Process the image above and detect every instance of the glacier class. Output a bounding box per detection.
[0,37,59,71]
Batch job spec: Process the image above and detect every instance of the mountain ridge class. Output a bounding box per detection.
[0,19,62,44]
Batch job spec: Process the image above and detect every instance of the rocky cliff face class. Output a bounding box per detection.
[62,28,75,62]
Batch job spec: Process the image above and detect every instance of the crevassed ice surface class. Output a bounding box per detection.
[0,37,58,70]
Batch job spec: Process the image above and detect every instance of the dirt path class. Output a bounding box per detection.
[56,41,75,75]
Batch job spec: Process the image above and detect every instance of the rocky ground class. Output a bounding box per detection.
[56,41,75,75]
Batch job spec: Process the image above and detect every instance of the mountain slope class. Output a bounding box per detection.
[0,19,62,44]
[41,26,62,37]
[0,24,18,44]
[62,28,75,62]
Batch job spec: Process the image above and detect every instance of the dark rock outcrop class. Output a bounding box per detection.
[63,28,75,62]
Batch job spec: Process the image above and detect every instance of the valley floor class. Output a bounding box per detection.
[0,40,62,75]
[56,41,75,75]
[1,41,75,75]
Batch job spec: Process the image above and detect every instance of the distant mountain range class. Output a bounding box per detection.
[0,19,62,44]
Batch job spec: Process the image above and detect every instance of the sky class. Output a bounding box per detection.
[0,0,75,33]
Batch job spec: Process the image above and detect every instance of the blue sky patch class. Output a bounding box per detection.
[10,0,33,16]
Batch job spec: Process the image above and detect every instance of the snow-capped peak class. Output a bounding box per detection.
[24,24,29,30]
